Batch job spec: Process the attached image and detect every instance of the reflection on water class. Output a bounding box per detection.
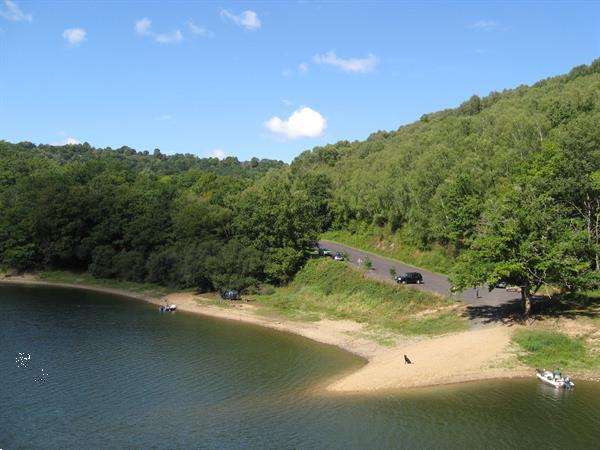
[1,284,599,449]
[536,381,574,402]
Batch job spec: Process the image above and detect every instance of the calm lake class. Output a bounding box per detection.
[1,284,599,449]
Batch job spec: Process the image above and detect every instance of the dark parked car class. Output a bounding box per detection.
[333,252,344,261]
[395,272,424,284]
[318,247,332,257]
[221,290,241,300]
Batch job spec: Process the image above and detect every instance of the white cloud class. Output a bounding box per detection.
[264,107,326,140]
[135,17,151,35]
[52,137,80,146]
[313,51,378,73]
[0,0,32,22]
[221,9,261,30]
[282,99,293,106]
[154,30,183,44]
[281,63,307,77]
[62,28,86,46]
[471,20,498,31]
[156,114,174,122]
[207,148,226,159]
[187,21,214,38]
[135,17,182,44]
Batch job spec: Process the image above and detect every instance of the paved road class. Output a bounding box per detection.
[319,239,520,308]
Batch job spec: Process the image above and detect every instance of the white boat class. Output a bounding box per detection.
[536,369,575,389]
[159,304,177,312]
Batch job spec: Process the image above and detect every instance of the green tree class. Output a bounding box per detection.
[452,183,592,314]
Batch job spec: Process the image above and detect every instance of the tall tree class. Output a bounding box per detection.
[452,183,593,314]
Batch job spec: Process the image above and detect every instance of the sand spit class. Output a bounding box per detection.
[328,326,530,392]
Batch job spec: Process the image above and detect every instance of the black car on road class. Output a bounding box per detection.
[395,272,424,284]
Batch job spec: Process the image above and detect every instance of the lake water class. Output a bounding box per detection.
[1,284,599,449]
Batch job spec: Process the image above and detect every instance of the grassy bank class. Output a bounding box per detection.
[37,271,177,298]
[321,228,456,274]
[512,329,600,370]
[256,258,469,336]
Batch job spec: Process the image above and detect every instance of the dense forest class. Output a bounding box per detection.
[0,142,327,291]
[1,59,599,304]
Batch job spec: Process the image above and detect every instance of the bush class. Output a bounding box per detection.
[89,246,117,278]
[146,249,179,286]
[113,250,147,282]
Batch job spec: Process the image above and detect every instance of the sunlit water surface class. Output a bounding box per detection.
[1,285,599,449]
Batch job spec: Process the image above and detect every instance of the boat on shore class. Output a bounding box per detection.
[536,369,575,389]
[159,304,177,312]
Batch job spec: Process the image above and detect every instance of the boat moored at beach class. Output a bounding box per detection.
[159,305,177,312]
[536,369,575,389]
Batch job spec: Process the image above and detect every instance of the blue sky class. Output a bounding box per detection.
[1,1,599,162]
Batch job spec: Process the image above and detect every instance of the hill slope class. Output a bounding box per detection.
[293,59,600,260]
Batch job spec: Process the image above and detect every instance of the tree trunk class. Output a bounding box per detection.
[521,284,532,316]
[595,198,599,271]
[585,193,599,271]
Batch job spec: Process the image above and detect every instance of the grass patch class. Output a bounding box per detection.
[512,329,599,370]
[37,271,177,298]
[390,312,469,336]
[322,228,456,274]
[256,258,468,336]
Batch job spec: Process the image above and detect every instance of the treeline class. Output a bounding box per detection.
[5,141,285,178]
[0,141,329,291]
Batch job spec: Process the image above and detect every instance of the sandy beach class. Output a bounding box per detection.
[1,276,534,391]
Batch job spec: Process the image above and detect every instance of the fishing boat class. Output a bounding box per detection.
[159,305,177,312]
[536,369,575,389]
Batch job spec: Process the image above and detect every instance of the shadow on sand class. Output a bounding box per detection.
[463,293,600,326]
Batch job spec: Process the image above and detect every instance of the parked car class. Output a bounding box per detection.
[495,281,507,289]
[318,247,332,257]
[333,252,344,261]
[395,272,424,284]
[221,290,241,300]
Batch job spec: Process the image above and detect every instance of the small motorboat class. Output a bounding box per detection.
[159,304,177,312]
[536,369,575,389]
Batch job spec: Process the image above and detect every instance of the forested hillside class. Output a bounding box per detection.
[293,60,599,249]
[292,58,600,309]
[1,59,599,301]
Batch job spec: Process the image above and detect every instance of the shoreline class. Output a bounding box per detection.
[2,276,595,391]
[0,276,382,360]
